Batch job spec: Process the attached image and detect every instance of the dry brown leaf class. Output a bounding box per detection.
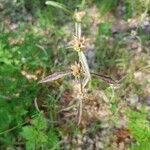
[38,71,71,83]
[116,128,130,144]
[91,72,118,84]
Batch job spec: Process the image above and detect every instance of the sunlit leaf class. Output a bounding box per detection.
[45,1,73,16]
[38,71,71,83]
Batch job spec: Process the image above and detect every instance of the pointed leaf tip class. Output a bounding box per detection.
[45,1,73,15]
[38,71,71,84]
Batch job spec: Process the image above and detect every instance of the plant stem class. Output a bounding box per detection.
[0,122,27,135]
[77,97,83,125]
[74,10,91,124]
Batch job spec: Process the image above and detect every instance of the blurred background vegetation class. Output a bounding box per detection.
[0,0,150,149]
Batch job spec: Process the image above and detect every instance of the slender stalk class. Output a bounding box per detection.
[77,75,84,125]
[77,97,83,125]
[74,12,91,124]
[0,122,27,135]
[75,22,78,37]
[78,22,81,40]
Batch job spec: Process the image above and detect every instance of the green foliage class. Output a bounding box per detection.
[89,78,101,90]
[24,0,46,14]
[89,122,102,135]
[46,1,73,16]
[0,27,57,148]
[124,0,150,17]
[130,142,150,150]
[37,8,54,28]
[95,0,118,15]
[0,0,150,149]
[48,129,60,149]
[98,22,112,36]
[96,32,129,71]
[20,112,60,149]
[127,108,150,149]
[21,113,48,150]
[0,101,12,132]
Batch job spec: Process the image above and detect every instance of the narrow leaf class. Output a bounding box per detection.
[45,1,73,15]
[78,51,91,88]
[91,72,118,84]
[38,71,71,84]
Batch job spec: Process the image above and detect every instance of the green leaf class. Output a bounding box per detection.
[26,141,35,150]
[96,0,118,14]
[21,126,36,141]
[21,125,48,149]
[0,110,12,132]
[99,23,112,35]
[32,113,47,130]
[0,101,12,132]
[38,131,48,144]
[127,108,150,144]
[48,130,60,149]
[45,1,73,16]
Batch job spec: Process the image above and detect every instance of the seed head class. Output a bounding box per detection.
[71,62,82,77]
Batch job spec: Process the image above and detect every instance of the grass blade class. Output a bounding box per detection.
[45,1,73,16]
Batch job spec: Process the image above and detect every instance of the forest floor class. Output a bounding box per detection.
[0,1,150,150]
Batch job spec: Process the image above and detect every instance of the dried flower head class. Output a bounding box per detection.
[74,11,86,22]
[71,62,82,77]
[70,36,87,52]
